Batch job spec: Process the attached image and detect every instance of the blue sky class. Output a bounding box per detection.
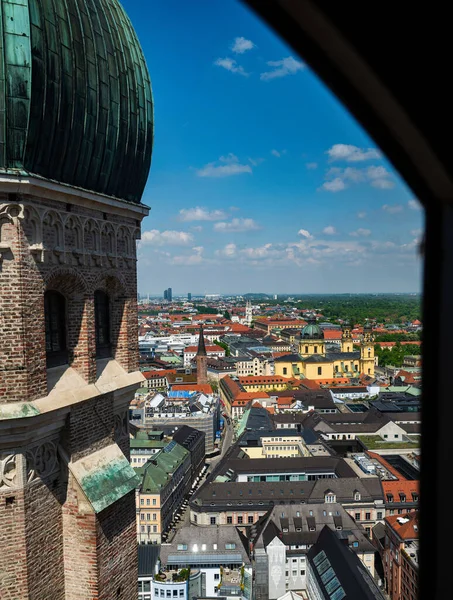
[122,0,424,296]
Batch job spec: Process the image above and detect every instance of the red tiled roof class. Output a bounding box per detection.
[385,512,419,540]
[143,369,176,380]
[323,330,343,340]
[184,345,225,353]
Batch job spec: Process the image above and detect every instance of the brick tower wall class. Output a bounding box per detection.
[0,191,145,599]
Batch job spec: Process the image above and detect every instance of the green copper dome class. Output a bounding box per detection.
[0,0,153,203]
[301,323,324,340]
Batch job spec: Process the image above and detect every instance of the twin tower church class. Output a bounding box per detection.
[273,318,376,380]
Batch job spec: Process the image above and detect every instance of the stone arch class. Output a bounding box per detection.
[117,226,132,257]
[44,266,89,296]
[83,218,100,253]
[22,205,42,246]
[42,210,64,249]
[101,222,116,255]
[64,214,83,251]
[91,271,133,370]
[44,267,94,380]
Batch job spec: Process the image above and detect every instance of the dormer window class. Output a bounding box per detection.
[399,493,406,503]
[412,493,419,502]
[44,291,68,367]
[325,493,336,503]
[387,494,394,503]
[354,491,361,501]
[94,291,111,358]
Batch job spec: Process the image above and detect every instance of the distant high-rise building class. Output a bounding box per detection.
[188,292,192,301]
[164,289,168,300]
[167,287,173,302]
[274,294,278,300]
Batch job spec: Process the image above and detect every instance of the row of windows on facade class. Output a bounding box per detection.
[45,290,111,367]
[282,365,368,376]
[138,585,185,597]
[140,525,159,532]
[140,498,158,506]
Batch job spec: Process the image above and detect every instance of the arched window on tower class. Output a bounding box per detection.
[44,291,68,368]
[314,346,318,353]
[95,291,111,358]
[305,345,308,353]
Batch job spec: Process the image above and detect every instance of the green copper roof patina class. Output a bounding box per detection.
[0,0,153,203]
[72,444,140,513]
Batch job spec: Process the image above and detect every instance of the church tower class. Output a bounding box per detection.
[196,326,208,385]
[360,322,376,376]
[298,315,325,357]
[0,2,153,598]
[245,300,253,327]
[341,320,354,353]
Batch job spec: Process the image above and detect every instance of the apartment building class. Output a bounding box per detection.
[136,442,191,544]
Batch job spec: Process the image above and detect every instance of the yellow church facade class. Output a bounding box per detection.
[273,320,375,381]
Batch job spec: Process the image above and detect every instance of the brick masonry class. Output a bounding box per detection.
[0,189,145,599]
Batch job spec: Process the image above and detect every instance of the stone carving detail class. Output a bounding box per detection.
[0,453,18,489]
[0,200,138,266]
[114,411,129,441]
[26,440,59,483]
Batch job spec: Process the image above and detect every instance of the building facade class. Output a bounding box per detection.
[274,319,376,380]
[0,1,152,597]
[136,442,191,544]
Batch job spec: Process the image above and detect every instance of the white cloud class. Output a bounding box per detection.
[411,229,423,237]
[214,57,248,76]
[271,149,281,158]
[231,37,255,54]
[371,179,395,189]
[366,166,395,189]
[179,206,227,221]
[323,226,337,235]
[357,211,367,219]
[241,244,276,259]
[260,56,305,81]
[298,229,313,239]
[191,225,203,232]
[141,229,194,246]
[349,228,371,237]
[306,162,318,170]
[214,218,260,232]
[321,164,393,192]
[169,246,204,266]
[196,154,252,178]
[216,243,237,258]
[321,178,347,192]
[326,144,381,162]
[248,157,265,166]
[382,204,404,214]
[408,199,421,210]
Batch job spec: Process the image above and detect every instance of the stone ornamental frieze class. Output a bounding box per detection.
[114,411,130,443]
[0,452,18,490]
[0,201,140,267]
[26,440,60,484]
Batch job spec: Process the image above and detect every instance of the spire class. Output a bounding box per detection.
[197,325,207,356]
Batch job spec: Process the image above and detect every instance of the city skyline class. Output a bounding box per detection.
[122,0,424,295]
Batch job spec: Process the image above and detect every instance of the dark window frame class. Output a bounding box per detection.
[44,290,68,368]
[94,290,112,358]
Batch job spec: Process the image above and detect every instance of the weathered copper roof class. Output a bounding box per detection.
[0,0,153,203]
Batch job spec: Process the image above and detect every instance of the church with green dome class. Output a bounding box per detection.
[0,1,153,598]
[274,316,376,380]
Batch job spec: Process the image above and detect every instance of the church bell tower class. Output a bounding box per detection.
[360,322,375,376]
[0,1,153,597]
